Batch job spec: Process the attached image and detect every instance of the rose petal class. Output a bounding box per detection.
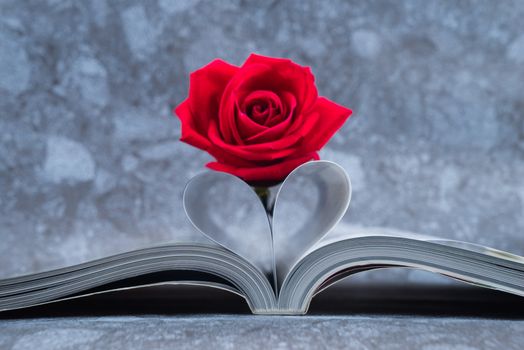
[207,152,320,184]
[241,90,281,116]
[175,59,239,150]
[244,92,296,144]
[264,91,295,127]
[218,64,273,144]
[236,90,281,140]
[208,119,302,161]
[242,54,318,114]
[300,97,353,152]
[243,53,294,68]
[188,59,238,130]
[250,104,270,123]
[237,107,268,139]
[175,100,212,150]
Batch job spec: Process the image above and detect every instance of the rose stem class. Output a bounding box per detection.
[253,186,271,214]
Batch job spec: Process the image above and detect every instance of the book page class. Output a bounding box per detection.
[271,161,351,288]
[312,222,524,262]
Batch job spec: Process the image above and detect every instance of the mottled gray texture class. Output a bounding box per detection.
[1,285,524,349]
[2,315,523,350]
[0,0,523,284]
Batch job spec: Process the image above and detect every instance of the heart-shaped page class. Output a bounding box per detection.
[183,171,275,281]
[183,161,351,292]
[272,161,351,289]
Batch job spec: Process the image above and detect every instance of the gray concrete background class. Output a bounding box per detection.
[1,0,524,279]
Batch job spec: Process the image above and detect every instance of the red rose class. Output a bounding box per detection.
[174,54,352,184]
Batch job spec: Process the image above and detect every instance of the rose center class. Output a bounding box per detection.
[252,102,268,114]
[242,90,283,126]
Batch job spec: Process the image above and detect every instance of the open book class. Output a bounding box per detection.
[1,161,523,315]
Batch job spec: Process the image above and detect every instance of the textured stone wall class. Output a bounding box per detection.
[1,0,523,278]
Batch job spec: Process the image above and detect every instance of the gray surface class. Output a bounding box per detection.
[1,0,523,280]
[1,284,524,350]
[1,316,522,350]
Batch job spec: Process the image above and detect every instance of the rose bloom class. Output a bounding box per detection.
[175,54,352,185]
